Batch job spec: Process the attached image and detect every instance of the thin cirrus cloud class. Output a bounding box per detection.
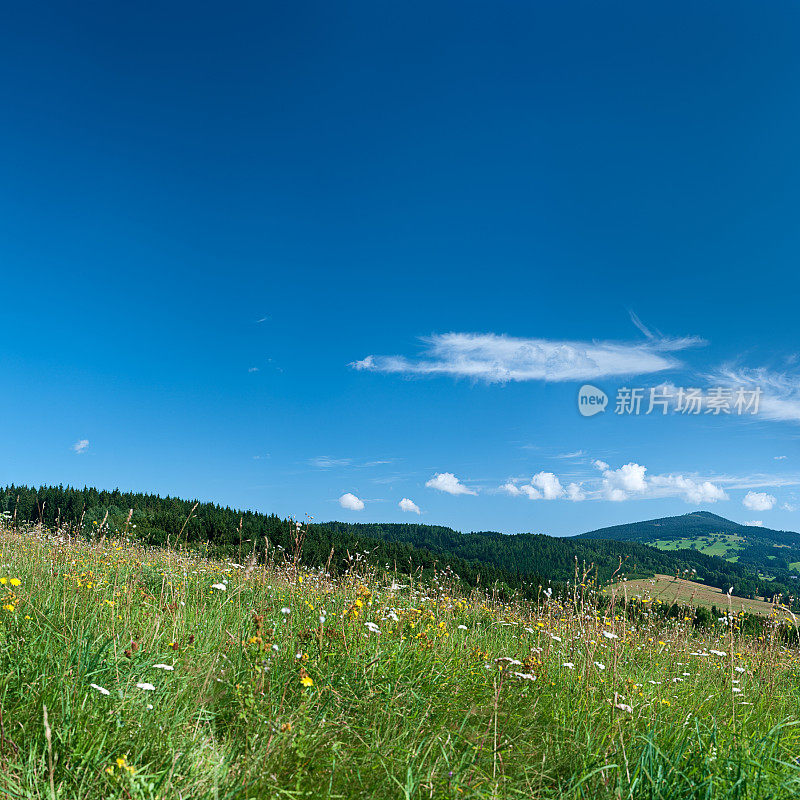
[398,498,421,514]
[425,472,477,496]
[707,366,800,424]
[338,493,365,511]
[72,439,89,454]
[351,330,704,384]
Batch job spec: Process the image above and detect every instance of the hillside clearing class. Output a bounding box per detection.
[613,574,787,618]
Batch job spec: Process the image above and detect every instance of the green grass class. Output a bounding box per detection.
[2,526,800,799]
[650,534,745,561]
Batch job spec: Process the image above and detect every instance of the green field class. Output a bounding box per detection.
[3,526,800,799]
[649,533,745,561]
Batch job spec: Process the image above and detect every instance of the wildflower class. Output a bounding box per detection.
[594,661,606,670]
[300,671,313,688]
[709,649,726,657]
[458,624,468,630]
[115,756,134,774]
[512,672,536,681]
[2,604,15,612]
[9,578,20,587]
[281,607,291,615]
[136,682,156,691]
[211,583,226,591]
[152,664,174,671]
[90,683,110,695]
[365,621,380,634]
[602,631,618,640]
[562,662,575,669]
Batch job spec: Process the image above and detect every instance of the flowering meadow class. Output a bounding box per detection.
[2,526,800,798]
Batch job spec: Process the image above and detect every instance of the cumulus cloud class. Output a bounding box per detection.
[744,520,764,527]
[566,483,586,502]
[72,439,89,454]
[742,491,776,512]
[593,460,728,504]
[501,472,563,500]
[425,472,477,496]
[351,330,703,384]
[338,493,365,511]
[398,498,421,514]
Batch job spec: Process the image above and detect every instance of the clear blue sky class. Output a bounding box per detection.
[2,1,800,535]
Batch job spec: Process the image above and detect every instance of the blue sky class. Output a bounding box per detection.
[2,2,800,535]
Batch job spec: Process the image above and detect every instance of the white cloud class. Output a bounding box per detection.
[352,330,703,384]
[566,483,586,502]
[708,367,800,424]
[775,455,788,460]
[594,461,728,504]
[425,472,477,496]
[532,472,565,500]
[398,498,421,514]
[248,367,260,373]
[782,503,796,512]
[311,457,352,469]
[72,439,89,454]
[555,450,586,459]
[744,520,764,527]
[600,463,648,501]
[592,459,610,471]
[338,493,365,511]
[742,491,776,512]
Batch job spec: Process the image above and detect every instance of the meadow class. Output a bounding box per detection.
[2,524,800,798]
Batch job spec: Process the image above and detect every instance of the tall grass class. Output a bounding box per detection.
[1,524,800,798]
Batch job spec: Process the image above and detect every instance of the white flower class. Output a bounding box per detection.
[365,621,381,634]
[136,683,156,691]
[211,583,226,591]
[594,662,606,670]
[602,631,619,640]
[458,624,468,630]
[319,615,327,624]
[709,650,726,657]
[146,704,154,710]
[90,683,110,695]
[513,672,536,681]
[281,607,291,615]
[272,644,279,652]
[562,662,575,669]
[388,611,399,622]
[152,664,174,671]
[734,666,745,673]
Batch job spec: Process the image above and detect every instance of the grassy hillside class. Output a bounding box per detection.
[3,523,800,798]
[0,486,781,606]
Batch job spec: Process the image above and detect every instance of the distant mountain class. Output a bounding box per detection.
[577,511,800,587]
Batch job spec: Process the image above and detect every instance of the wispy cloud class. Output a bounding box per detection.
[707,366,800,424]
[72,439,89,454]
[310,456,352,469]
[248,367,260,373]
[351,330,704,384]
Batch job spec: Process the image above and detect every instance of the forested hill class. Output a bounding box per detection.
[318,521,775,598]
[0,485,790,602]
[576,511,800,598]
[577,511,798,546]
